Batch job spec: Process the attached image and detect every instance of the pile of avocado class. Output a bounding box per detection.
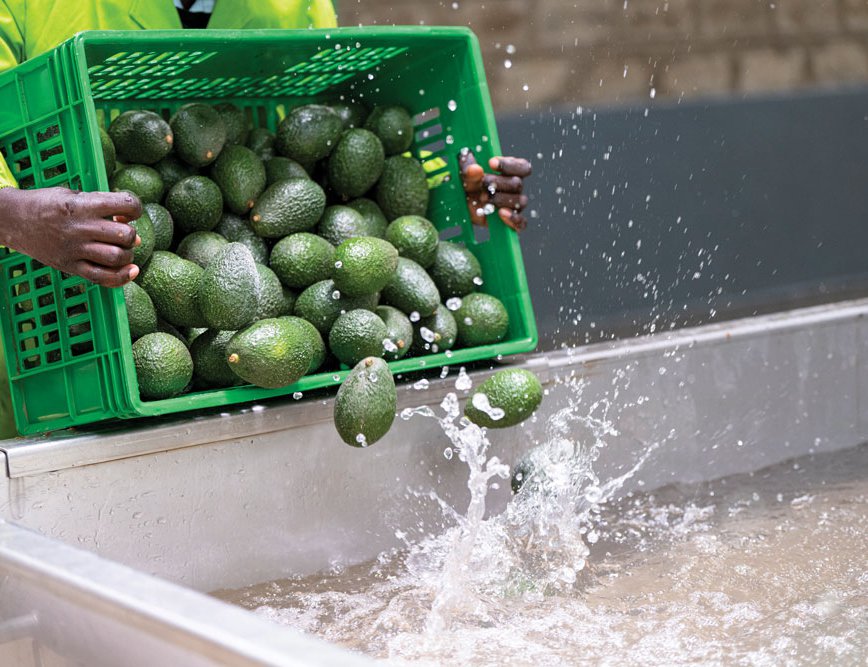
[106,100,526,446]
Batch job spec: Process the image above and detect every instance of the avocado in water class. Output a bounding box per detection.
[333,357,396,447]
[211,144,266,215]
[170,103,227,167]
[108,110,173,165]
[464,368,543,429]
[376,155,429,221]
[133,332,193,400]
[197,242,260,330]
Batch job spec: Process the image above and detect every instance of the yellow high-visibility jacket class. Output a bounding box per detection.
[0,0,338,187]
[0,0,337,438]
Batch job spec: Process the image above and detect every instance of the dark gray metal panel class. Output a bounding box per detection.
[498,87,868,347]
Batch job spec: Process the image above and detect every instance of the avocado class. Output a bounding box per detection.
[465,369,542,428]
[380,257,440,317]
[332,236,398,297]
[213,102,249,146]
[123,280,157,340]
[214,212,269,265]
[211,144,266,215]
[269,232,335,290]
[165,175,223,233]
[327,128,385,200]
[108,110,173,165]
[249,178,326,238]
[364,105,414,156]
[384,215,439,268]
[254,263,296,320]
[226,317,314,389]
[190,329,239,388]
[133,332,193,400]
[376,305,413,360]
[265,156,309,185]
[110,164,164,204]
[454,293,509,347]
[143,203,175,251]
[293,279,379,336]
[333,357,396,447]
[329,308,389,367]
[346,198,388,238]
[316,205,374,246]
[197,242,260,330]
[246,127,276,161]
[376,155,429,220]
[428,242,483,299]
[170,103,226,167]
[153,154,197,191]
[329,101,368,129]
[275,104,344,164]
[129,208,155,267]
[281,315,326,374]
[138,251,206,328]
[411,303,457,356]
[99,126,116,177]
[175,231,228,268]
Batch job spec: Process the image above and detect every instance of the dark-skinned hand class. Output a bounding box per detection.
[459,149,532,232]
[0,187,142,288]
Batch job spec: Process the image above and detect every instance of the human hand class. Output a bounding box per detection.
[459,149,532,232]
[0,187,142,288]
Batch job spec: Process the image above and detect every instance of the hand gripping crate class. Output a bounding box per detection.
[0,28,537,436]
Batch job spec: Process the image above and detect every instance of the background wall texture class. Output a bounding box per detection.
[339,1,868,113]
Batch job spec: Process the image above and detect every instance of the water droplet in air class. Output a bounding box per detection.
[443,447,454,460]
[446,297,462,311]
[332,290,341,299]
[585,485,603,503]
[522,84,529,91]
[292,391,303,400]
[447,99,458,111]
[471,392,505,420]
[451,1,459,9]
[440,366,450,379]
[650,87,656,99]
[413,378,430,391]
[506,44,516,54]
[355,433,368,447]
[420,327,436,343]
[455,367,472,391]
[332,374,341,381]
[409,311,421,322]
[334,260,343,269]
[464,317,473,326]
[504,59,512,69]
[472,276,484,286]
[383,338,398,353]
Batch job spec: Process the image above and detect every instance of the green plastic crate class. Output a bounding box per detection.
[0,28,537,436]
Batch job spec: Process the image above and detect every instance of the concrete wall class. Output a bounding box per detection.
[339,0,868,112]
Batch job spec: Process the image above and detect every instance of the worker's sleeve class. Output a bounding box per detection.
[308,0,338,29]
[0,1,23,189]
